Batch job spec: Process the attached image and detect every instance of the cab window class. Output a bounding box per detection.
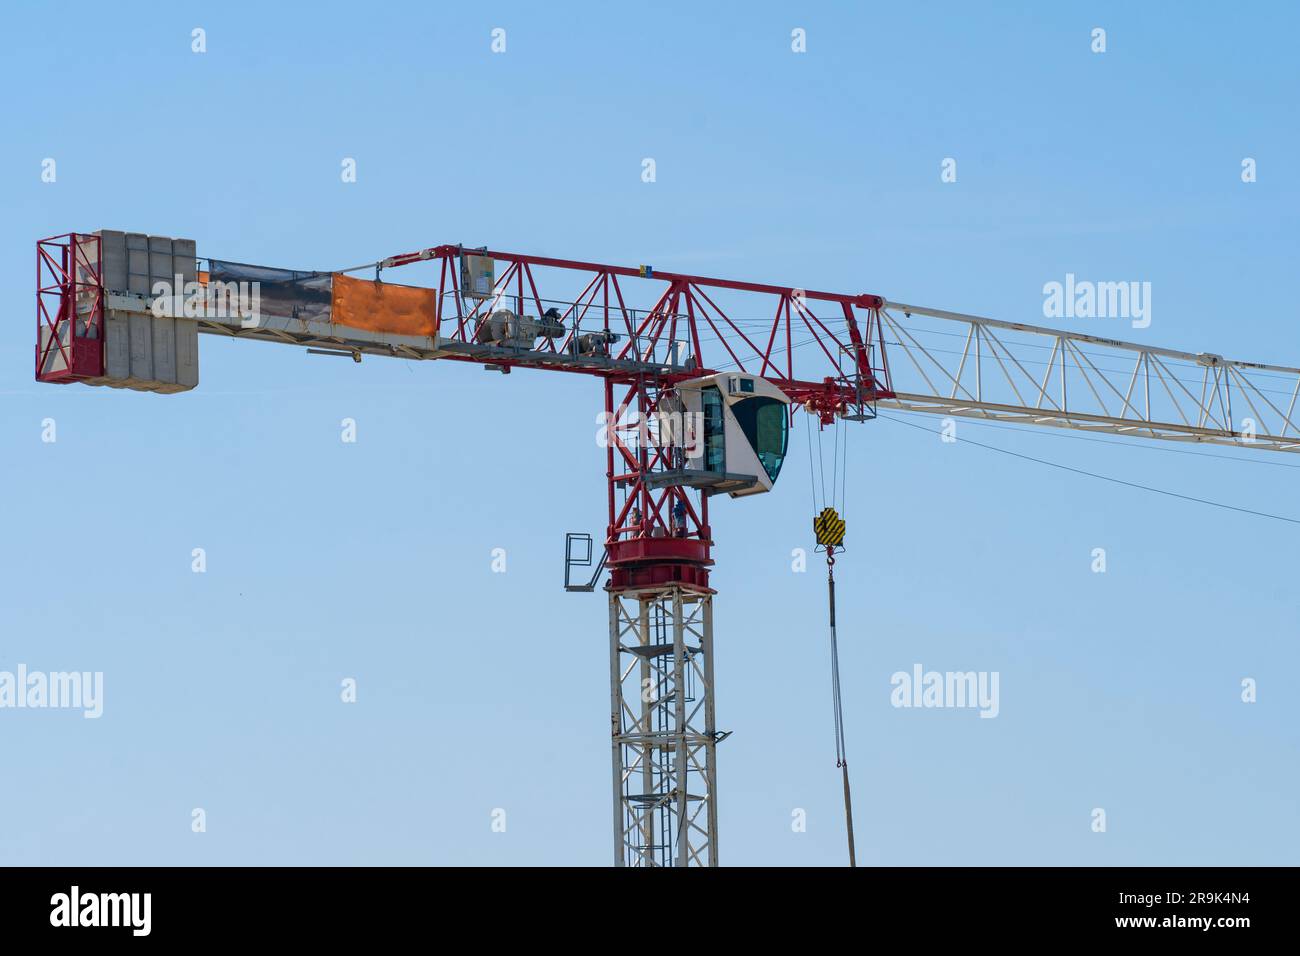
[731,397,787,482]
[702,386,726,473]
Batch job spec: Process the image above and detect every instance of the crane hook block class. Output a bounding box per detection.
[814,507,846,547]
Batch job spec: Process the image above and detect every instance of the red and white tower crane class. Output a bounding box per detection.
[36,231,1300,866]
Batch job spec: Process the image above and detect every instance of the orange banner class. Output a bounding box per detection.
[331,273,438,338]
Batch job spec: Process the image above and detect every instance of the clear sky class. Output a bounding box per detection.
[1,1,1296,865]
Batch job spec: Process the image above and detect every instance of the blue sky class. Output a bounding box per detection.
[1,1,1297,865]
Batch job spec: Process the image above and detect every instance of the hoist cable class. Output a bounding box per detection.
[832,416,841,512]
[818,422,828,511]
[807,411,857,866]
[806,413,819,513]
[843,418,850,522]
[826,551,857,867]
[839,416,848,515]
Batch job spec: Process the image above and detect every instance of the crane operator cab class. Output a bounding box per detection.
[654,373,791,498]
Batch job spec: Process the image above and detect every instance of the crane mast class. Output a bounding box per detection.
[35,231,1300,866]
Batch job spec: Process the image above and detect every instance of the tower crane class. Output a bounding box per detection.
[35,231,1300,867]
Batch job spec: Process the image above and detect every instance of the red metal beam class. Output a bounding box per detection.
[384,243,884,311]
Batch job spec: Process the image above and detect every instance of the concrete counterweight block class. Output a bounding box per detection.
[83,229,201,394]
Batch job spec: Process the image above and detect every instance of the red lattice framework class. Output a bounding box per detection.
[380,245,895,591]
[36,233,104,383]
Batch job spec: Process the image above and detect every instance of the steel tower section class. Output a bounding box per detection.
[609,584,718,867]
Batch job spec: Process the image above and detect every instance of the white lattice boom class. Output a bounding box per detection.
[878,302,1300,452]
